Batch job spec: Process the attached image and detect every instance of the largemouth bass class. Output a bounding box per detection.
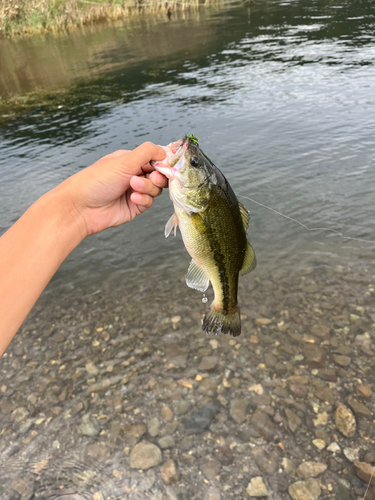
[152,136,256,337]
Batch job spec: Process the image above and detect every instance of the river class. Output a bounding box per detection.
[0,1,374,498]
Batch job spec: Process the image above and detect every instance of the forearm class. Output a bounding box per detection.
[0,186,84,356]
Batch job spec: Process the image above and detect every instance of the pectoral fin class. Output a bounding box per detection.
[240,241,257,275]
[186,260,209,292]
[238,203,250,233]
[165,213,178,238]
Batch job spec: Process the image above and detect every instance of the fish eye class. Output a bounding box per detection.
[190,156,200,167]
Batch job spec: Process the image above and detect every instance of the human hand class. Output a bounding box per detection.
[60,142,167,238]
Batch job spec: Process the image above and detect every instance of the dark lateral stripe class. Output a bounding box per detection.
[209,235,230,314]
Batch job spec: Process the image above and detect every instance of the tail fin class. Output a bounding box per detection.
[202,302,241,337]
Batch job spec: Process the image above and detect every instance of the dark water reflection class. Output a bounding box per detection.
[1,1,375,499]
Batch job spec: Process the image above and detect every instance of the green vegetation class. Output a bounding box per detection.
[187,134,199,145]
[0,0,211,37]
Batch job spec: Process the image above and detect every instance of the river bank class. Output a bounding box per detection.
[0,0,223,38]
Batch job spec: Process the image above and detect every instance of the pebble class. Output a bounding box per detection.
[175,400,191,416]
[185,400,219,434]
[199,356,218,371]
[353,460,375,486]
[160,459,179,485]
[158,435,175,449]
[129,441,162,469]
[78,413,100,436]
[148,417,160,437]
[356,384,372,398]
[246,476,268,497]
[334,405,356,437]
[347,395,372,417]
[312,439,326,450]
[285,408,301,432]
[327,442,340,453]
[288,478,321,500]
[343,447,359,462]
[85,362,99,375]
[283,458,297,474]
[214,444,233,465]
[161,406,174,420]
[302,344,327,368]
[10,407,29,423]
[204,486,221,500]
[296,461,327,478]
[333,354,351,367]
[230,398,248,424]
[200,459,221,480]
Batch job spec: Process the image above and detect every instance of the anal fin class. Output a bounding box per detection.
[186,260,209,292]
[240,241,257,275]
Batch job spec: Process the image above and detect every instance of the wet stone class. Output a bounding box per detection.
[200,459,221,480]
[296,461,327,478]
[199,356,218,371]
[343,447,359,463]
[204,486,221,500]
[285,408,302,433]
[165,344,187,367]
[129,441,162,470]
[161,406,174,421]
[357,384,372,398]
[160,459,179,485]
[354,460,375,486]
[213,444,233,465]
[11,407,29,423]
[78,413,100,436]
[158,435,175,449]
[230,398,248,424]
[86,443,110,461]
[185,400,218,434]
[246,476,268,497]
[250,409,275,441]
[148,417,160,437]
[198,378,218,395]
[175,400,191,416]
[302,344,327,368]
[333,354,351,367]
[178,436,193,451]
[335,405,356,437]
[252,446,280,475]
[288,478,321,500]
[347,395,372,417]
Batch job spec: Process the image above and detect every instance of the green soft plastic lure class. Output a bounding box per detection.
[187,134,199,145]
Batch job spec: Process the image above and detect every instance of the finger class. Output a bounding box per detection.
[148,170,169,188]
[130,176,163,198]
[126,142,166,170]
[130,192,155,209]
[102,149,130,160]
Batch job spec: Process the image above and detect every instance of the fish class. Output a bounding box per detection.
[151,135,256,337]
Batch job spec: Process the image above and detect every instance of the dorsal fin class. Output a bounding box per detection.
[238,203,250,233]
[240,241,257,276]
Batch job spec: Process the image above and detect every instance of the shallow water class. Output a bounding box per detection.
[1,1,375,499]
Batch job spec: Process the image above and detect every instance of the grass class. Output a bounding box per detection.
[0,0,213,37]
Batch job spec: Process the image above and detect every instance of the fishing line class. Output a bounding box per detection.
[363,466,375,500]
[237,194,375,245]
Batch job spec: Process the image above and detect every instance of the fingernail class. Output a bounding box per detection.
[135,177,145,189]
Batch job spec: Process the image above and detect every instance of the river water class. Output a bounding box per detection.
[1,1,375,499]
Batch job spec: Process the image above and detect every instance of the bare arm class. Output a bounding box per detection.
[0,142,167,357]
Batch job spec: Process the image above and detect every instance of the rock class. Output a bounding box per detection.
[313,412,328,427]
[252,446,280,475]
[148,417,160,437]
[347,395,372,417]
[230,398,248,424]
[283,458,296,474]
[10,407,29,423]
[175,401,191,416]
[130,441,162,469]
[310,324,331,340]
[78,413,100,436]
[250,410,275,441]
[255,318,272,326]
[302,344,327,368]
[356,385,372,398]
[86,443,110,461]
[161,406,174,420]
[296,461,327,478]
[200,460,221,480]
[165,343,187,367]
[123,423,146,447]
[285,408,301,433]
[343,448,359,463]
[85,362,99,375]
[185,400,219,434]
[213,444,233,465]
[288,478,321,500]
[204,486,221,500]
[364,451,375,464]
[312,439,326,450]
[199,356,218,371]
[335,405,356,437]
[198,378,218,395]
[333,355,351,367]
[160,459,179,485]
[246,476,268,497]
[158,435,175,449]
[327,442,340,453]
[354,460,375,486]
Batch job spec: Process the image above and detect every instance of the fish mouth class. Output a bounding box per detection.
[151,136,189,180]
